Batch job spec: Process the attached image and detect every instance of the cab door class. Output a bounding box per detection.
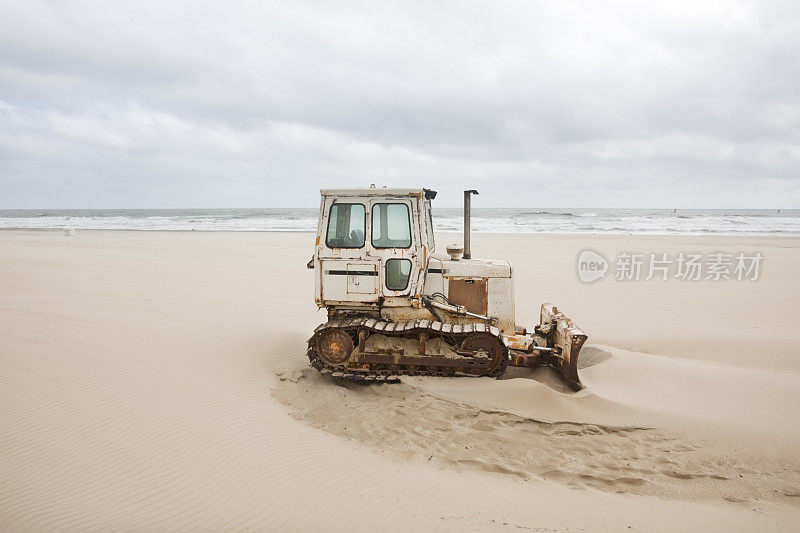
[318,199,380,303]
[368,198,422,299]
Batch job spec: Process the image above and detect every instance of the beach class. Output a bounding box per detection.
[1,229,799,531]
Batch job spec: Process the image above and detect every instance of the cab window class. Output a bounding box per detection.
[326,203,365,248]
[385,258,412,291]
[425,203,434,249]
[371,203,411,248]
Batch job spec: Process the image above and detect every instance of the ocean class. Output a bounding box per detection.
[0,208,798,236]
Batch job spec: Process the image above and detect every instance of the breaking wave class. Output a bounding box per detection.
[0,208,797,236]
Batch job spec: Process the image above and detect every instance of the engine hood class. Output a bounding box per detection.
[429,254,512,278]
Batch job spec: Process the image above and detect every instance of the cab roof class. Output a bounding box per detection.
[321,187,437,199]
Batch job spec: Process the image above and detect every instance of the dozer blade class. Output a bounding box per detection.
[539,303,587,390]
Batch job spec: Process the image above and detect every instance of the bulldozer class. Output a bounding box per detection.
[306,187,587,390]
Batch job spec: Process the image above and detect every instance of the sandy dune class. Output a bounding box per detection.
[1,230,799,531]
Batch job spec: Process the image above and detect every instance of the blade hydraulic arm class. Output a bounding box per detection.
[422,295,497,324]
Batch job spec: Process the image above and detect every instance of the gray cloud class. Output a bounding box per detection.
[1,0,799,208]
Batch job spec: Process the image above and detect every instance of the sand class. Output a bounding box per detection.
[1,229,799,531]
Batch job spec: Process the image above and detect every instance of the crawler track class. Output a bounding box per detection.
[308,316,508,383]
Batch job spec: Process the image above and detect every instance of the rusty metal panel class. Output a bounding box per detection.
[487,277,515,335]
[448,278,488,316]
[508,350,542,368]
[503,334,533,351]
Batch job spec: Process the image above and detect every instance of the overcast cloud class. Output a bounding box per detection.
[1,0,799,208]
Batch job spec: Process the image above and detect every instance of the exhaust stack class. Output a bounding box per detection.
[463,189,478,259]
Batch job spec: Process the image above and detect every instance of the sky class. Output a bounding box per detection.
[1,0,798,208]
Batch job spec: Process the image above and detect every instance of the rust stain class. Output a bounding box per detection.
[448,278,488,316]
[509,351,541,368]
